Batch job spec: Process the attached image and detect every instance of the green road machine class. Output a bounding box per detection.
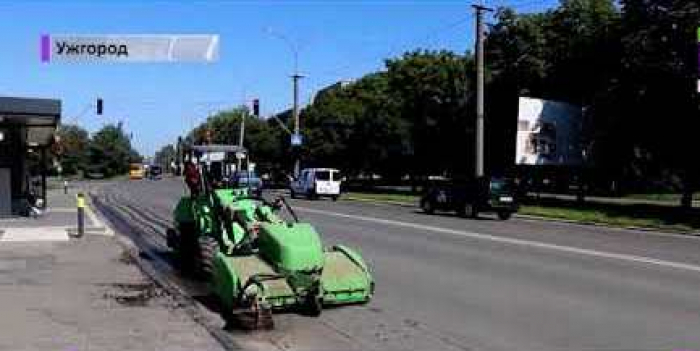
[166,144,373,329]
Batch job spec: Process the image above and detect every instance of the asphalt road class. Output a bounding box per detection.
[93,178,700,351]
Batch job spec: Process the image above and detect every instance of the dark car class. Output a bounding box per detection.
[230,170,263,197]
[148,165,162,180]
[420,176,518,220]
[83,165,106,180]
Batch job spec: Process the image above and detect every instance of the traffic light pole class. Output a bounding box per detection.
[239,111,246,149]
[473,4,492,178]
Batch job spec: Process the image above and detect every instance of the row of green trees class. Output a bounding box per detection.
[55,122,142,177]
[158,0,698,205]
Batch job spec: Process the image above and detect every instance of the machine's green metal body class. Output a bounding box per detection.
[170,146,373,323]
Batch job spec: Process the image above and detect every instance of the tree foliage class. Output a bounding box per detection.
[187,107,286,173]
[87,123,142,177]
[55,123,142,178]
[175,0,699,205]
[54,124,89,175]
[154,144,176,170]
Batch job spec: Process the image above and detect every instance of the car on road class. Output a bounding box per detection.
[147,165,162,180]
[290,168,342,200]
[229,170,263,197]
[420,176,518,220]
[83,165,106,180]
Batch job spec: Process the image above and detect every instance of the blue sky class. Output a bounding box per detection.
[0,0,556,155]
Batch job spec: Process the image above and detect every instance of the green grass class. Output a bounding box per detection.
[344,192,418,204]
[623,192,700,202]
[518,205,694,232]
[344,191,699,233]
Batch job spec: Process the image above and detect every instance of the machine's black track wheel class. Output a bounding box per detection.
[198,236,219,277]
[174,223,199,273]
[237,299,274,330]
[305,294,323,317]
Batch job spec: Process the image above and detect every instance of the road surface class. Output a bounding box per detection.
[92,178,700,351]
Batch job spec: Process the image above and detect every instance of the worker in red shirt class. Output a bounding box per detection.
[184,161,201,196]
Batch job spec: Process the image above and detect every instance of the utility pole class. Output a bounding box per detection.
[239,110,246,149]
[473,4,492,178]
[237,110,246,172]
[292,73,304,177]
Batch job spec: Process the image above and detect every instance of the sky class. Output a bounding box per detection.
[0,0,556,156]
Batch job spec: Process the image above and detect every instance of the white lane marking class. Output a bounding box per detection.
[297,206,700,274]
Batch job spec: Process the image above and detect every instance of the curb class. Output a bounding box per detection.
[342,196,700,237]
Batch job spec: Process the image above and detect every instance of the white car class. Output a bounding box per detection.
[290,168,342,200]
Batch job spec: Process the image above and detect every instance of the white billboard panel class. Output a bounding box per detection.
[515,97,583,166]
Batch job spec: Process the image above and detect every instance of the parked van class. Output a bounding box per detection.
[290,168,342,200]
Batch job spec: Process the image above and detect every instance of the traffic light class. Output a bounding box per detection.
[252,98,260,117]
[96,98,103,115]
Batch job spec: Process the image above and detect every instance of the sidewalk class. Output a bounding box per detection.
[0,187,109,241]
[0,185,225,351]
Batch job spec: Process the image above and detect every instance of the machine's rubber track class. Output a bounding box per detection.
[198,236,219,277]
[175,224,200,274]
[227,303,274,330]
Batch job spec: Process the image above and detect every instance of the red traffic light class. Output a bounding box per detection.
[252,98,260,117]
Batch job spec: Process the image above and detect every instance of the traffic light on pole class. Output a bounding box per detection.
[253,98,260,117]
[96,98,103,115]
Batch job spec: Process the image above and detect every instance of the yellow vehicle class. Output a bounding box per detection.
[129,163,145,180]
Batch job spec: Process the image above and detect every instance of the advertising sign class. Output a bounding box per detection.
[515,97,584,166]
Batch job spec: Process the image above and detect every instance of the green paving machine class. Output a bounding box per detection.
[166,144,373,329]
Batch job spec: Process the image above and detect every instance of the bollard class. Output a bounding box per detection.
[76,193,85,238]
[64,180,68,194]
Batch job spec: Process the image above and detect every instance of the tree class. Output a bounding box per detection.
[154,144,176,170]
[187,106,287,174]
[87,123,141,177]
[617,0,700,208]
[385,50,474,179]
[54,124,90,175]
[299,73,409,180]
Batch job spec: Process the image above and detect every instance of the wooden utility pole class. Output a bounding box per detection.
[473,4,493,178]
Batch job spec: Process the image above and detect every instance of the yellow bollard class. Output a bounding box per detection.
[76,193,85,238]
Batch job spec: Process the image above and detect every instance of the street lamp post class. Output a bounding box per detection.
[268,29,304,177]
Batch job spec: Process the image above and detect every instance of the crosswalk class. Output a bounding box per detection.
[0,226,70,242]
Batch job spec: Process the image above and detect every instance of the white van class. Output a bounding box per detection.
[290,168,342,200]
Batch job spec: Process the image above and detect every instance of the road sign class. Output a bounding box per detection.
[291,133,303,146]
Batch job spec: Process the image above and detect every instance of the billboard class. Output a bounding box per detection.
[515,97,584,166]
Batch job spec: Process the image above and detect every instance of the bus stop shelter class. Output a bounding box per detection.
[0,97,61,217]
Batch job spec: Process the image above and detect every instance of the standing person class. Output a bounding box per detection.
[184,161,201,196]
